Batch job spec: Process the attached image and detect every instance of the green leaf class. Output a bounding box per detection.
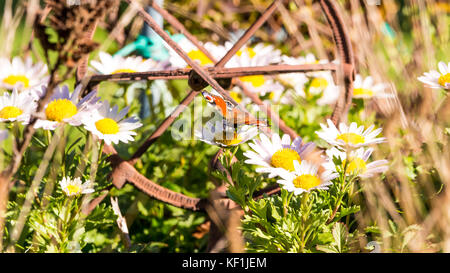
[332,222,348,253]
[316,245,339,253]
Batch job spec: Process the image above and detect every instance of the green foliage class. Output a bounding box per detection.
[216,150,362,253]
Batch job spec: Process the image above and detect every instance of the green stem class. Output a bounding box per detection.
[327,173,356,224]
[58,196,73,252]
[283,191,294,217]
[299,192,311,252]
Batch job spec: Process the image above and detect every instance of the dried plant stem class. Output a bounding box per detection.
[81,137,101,214]
[41,129,68,208]
[74,131,92,179]
[6,126,64,252]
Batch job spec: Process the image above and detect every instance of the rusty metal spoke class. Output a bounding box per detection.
[88,63,338,84]
[215,0,281,68]
[82,0,355,215]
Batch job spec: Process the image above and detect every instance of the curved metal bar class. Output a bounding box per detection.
[108,154,207,211]
[86,0,355,213]
[318,0,355,125]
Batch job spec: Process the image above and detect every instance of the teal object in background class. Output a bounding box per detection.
[112,0,179,120]
[113,0,185,61]
[381,22,396,39]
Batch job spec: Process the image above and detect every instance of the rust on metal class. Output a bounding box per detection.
[214,0,281,68]
[88,63,339,84]
[111,154,206,211]
[318,0,355,125]
[83,0,355,215]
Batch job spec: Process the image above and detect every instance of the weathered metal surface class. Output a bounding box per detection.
[84,0,355,218]
[88,63,339,83]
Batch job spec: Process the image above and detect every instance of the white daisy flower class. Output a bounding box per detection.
[194,120,258,147]
[0,88,37,124]
[243,133,315,178]
[226,43,284,95]
[281,53,339,105]
[353,74,392,99]
[418,61,450,90]
[277,54,339,105]
[59,176,94,197]
[240,75,284,97]
[316,119,386,149]
[34,85,100,130]
[292,53,328,66]
[227,86,252,106]
[83,100,142,145]
[273,160,338,195]
[307,71,340,106]
[0,56,49,91]
[90,51,160,75]
[226,43,282,68]
[324,147,389,178]
[168,37,225,68]
[277,55,309,101]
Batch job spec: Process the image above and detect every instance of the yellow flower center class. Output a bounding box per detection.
[66,184,81,196]
[436,3,450,12]
[237,48,256,58]
[270,148,301,171]
[187,50,213,66]
[3,75,30,88]
[336,133,365,145]
[112,68,137,74]
[353,88,374,97]
[310,77,328,89]
[269,91,275,100]
[95,118,120,134]
[229,91,242,103]
[45,99,77,122]
[0,106,23,119]
[438,73,450,87]
[344,158,367,175]
[213,131,243,146]
[293,174,321,190]
[240,75,265,87]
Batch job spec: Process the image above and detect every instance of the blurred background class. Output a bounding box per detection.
[1,0,449,252]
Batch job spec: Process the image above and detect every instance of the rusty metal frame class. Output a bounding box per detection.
[84,0,355,223]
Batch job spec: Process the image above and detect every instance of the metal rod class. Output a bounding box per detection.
[124,0,239,107]
[215,0,280,68]
[88,63,338,83]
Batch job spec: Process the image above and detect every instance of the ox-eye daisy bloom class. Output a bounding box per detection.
[168,37,225,68]
[0,56,49,91]
[227,87,252,106]
[90,51,160,75]
[353,74,392,99]
[281,53,339,105]
[59,176,94,197]
[418,61,450,90]
[324,147,389,178]
[195,120,258,147]
[273,160,338,195]
[307,71,340,106]
[83,100,142,145]
[316,119,386,149]
[34,85,100,130]
[0,88,37,124]
[277,55,309,101]
[226,43,282,68]
[226,43,283,95]
[243,133,315,178]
